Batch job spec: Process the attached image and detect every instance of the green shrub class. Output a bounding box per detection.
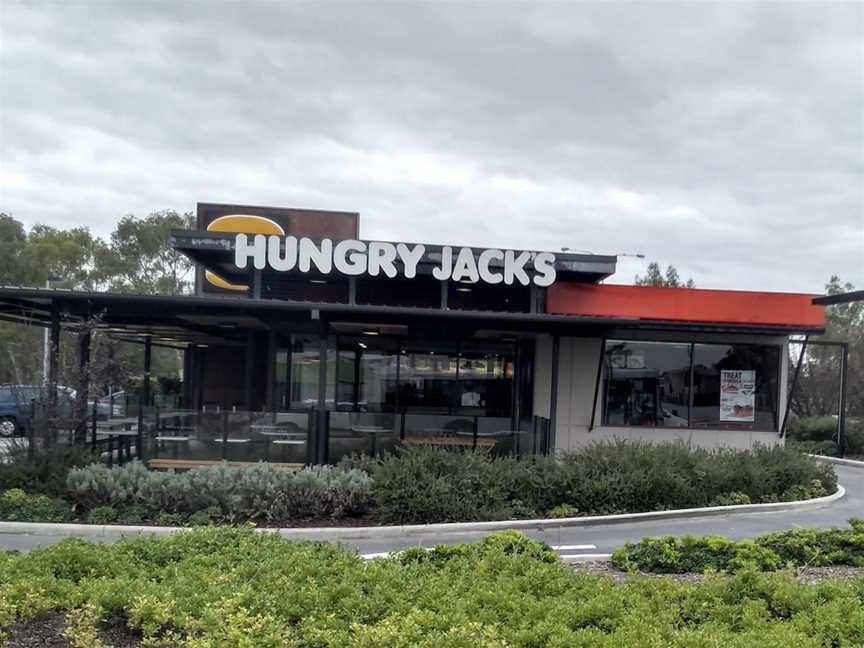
[0,488,72,523]
[372,442,837,524]
[1,528,862,646]
[155,512,182,527]
[612,518,864,573]
[187,510,212,527]
[66,461,374,521]
[787,416,864,457]
[548,503,579,518]
[708,491,751,506]
[85,506,117,525]
[116,504,148,525]
[0,445,98,497]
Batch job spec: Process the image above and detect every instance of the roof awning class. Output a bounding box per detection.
[547,283,825,334]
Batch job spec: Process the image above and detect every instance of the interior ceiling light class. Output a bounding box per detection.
[361,330,379,336]
[358,341,368,349]
[310,279,328,284]
[456,287,472,293]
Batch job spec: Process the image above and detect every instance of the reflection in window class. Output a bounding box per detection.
[398,340,459,413]
[691,344,780,431]
[457,342,514,418]
[275,336,335,410]
[335,336,398,412]
[603,341,691,427]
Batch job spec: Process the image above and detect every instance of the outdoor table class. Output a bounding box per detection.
[351,425,390,456]
[154,435,190,459]
[402,436,495,448]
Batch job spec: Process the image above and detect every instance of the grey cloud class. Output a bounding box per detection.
[0,1,861,292]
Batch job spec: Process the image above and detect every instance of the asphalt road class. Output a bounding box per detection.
[1,464,861,559]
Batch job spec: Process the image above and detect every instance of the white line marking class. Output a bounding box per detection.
[362,544,599,561]
[559,553,613,562]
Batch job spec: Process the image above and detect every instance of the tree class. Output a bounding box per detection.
[0,214,28,285]
[791,276,864,419]
[96,210,196,295]
[635,262,695,288]
[0,210,194,384]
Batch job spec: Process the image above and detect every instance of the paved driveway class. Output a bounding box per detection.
[1,464,861,558]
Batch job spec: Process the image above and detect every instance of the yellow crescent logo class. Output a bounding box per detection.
[205,214,285,291]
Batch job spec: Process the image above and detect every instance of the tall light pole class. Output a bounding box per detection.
[42,276,62,384]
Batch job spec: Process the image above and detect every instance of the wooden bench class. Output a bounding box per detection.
[402,436,496,448]
[147,459,304,471]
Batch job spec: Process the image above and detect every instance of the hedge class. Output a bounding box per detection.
[0,442,841,526]
[66,461,374,522]
[369,442,838,524]
[787,416,864,458]
[612,518,864,573]
[2,529,864,647]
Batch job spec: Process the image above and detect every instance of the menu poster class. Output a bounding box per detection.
[720,370,756,422]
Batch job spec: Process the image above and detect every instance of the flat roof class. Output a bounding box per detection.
[0,286,824,347]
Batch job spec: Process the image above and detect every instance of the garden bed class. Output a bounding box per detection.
[0,442,840,528]
[1,529,863,647]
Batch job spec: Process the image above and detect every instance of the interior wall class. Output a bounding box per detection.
[552,334,789,452]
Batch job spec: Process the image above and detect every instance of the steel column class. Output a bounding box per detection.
[838,342,849,457]
[549,335,560,452]
[588,336,606,432]
[780,335,809,437]
[75,330,91,443]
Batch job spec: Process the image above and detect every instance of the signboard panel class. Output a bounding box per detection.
[720,370,756,422]
[196,203,359,294]
[232,234,557,287]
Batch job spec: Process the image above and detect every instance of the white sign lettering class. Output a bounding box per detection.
[234,235,557,287]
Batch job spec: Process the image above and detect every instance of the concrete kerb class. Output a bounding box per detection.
[808,454,864,469]
[0,484,847,542]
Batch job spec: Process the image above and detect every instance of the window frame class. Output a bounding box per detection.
[601,338,783,433]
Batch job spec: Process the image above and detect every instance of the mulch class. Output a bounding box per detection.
[3,612,142,648]
[569,561,864,584]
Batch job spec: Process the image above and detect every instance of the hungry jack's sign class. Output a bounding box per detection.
[233,234,557,287]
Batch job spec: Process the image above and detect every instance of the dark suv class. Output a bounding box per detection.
[0,385,76,437]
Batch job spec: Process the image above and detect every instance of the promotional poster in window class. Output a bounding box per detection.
[719,370,756,423]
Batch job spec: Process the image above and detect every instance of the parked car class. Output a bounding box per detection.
[87,391,127,421]
[0,384,77,437]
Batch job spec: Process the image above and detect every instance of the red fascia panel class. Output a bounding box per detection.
[546,283,825,330]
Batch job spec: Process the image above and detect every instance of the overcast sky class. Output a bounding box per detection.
[1,1,862,293]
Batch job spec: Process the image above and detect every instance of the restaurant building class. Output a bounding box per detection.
[0,203,826,468]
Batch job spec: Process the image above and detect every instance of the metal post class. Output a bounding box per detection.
[549,335,560,453]
[244,330,255,410]
[588,336,606,432]
[838,342,849,457]
[315,327,328,464]
[221,411,229,460]
[47,303,60,444]
[265,328,276,411]
[138,335,151,462]
[76,331,91,444]
[780,335,809,437]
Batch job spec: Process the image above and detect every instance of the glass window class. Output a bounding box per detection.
[691,344,780,431]
[398,340,460,413]
[275,335,330,410]
[335,336,398,412]
[603,340,692,428]
[457,341,514,417]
